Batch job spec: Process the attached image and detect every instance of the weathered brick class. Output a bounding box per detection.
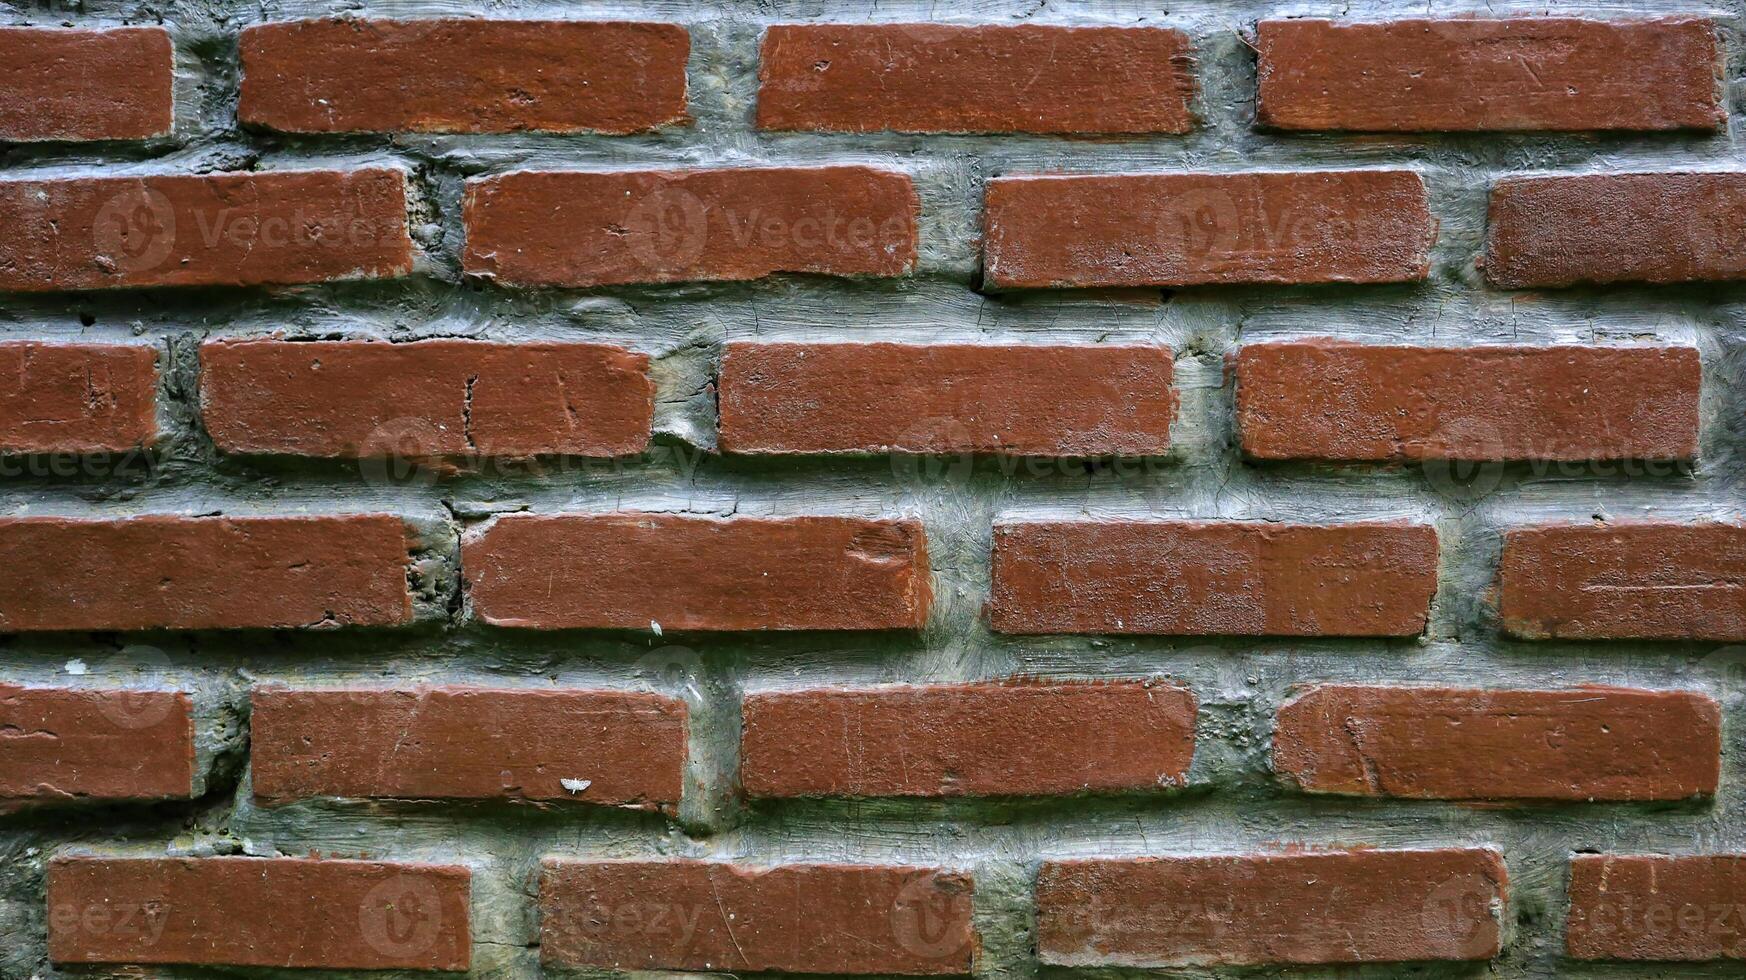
[0,169,412,292]
[465,513,930,631]
[1275,685,1720,802]
[1257,18,1722,132]
[718,342,1174,456]
[200,339,651,458]
[1568,855,1746,960]
[758,24,1194,134]
[48,857,471,970]
[0,343,158,454]
[541,860,974,974]
[1237,341,1700,461]
[1500,523,1746,641]
[742,681,1196,798]
[463,167,917,287]
[0,686,193,806]
[1486,173,1746,286]
[1038,849,1506,966]
[991,520,1437,636]
[0,515,413,632]
[251,687,687,808]
[240,19,688,134]
[0,27,174,141]
[983,171,1434,288]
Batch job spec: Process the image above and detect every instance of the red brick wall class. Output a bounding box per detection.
[2,8,1742,978]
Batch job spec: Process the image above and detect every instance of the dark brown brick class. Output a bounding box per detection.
[758,24,1194,134]
[0,27,174,141]
[718,342,1174,456]
[251,687,687,809]
[541,860,974,974]
[241,19,688,134]
[0,343,157,454]
[0,515,413,632]
[463,167,918,287]
[1500,522,1746,641]
[983,171,1434,288]
[742,681,1196,798]
[991,520,1438,636]
[1275,684,1720,802]
[0,685,193,806]
[200,339,652,458]
[48,857,471,970]
[1486,173,1746,286]
[1257,18,1721,132]
[1237,341,1700,461]
[0,169,412,292]
[1038,850,1506,966]
[464,513,930,631]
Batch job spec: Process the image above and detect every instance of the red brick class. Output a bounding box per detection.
[240,19,688,135]
[47,856,470,970]
[0,169,412,292]
[1485,172,1746,287]
[0,515,412,632]
[1237,341,1700,462]
[200,339,651,458]
[1038,849,1506,966]
[251,687,686,809]
[541,860,973,974]
[718,342,1173,456]
[991,520,1437,636]
[1568,855,1746,960]
[0,343,157,454]
[462,167,917,287]
[983,171,1433,288]
[1500,522,1746,641]
[1275,685,1720,802]
[742,681,1196,798]
[758,24,1193,134]
[0,686,193,805]
[0,27,174,141]
[464,513,929,631]
[1257,18,1721,132]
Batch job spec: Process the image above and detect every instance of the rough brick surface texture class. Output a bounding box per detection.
[47,857,472,969]
[0,685,194,806]
[1275,685,1721,801]
[742,681,1197,798]
[1500,523,1746,641]
[718,342,1174,455]
[464,513,930,631]
[1237,341,1701,461]
[0,27,175,142]
[1037,849,1508,966]
[758,25,1195,134]
[463,167,918,287]
[0,343,158,453]
[250,687,688,808]
[240,19,689,135]
[1256,18,1722,132]
[0,169,412,291]
[201,339,653,458]
[1567,855,1746,960]
[983,171,1434,288]
[0,515,413,631]
[1485,172,1746,286]
[540,860,975,974]
[991,520,1438,636]
[5,3,1746,979]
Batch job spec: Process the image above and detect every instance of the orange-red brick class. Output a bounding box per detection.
[200,339,652,458]
[742,681,1196,798]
